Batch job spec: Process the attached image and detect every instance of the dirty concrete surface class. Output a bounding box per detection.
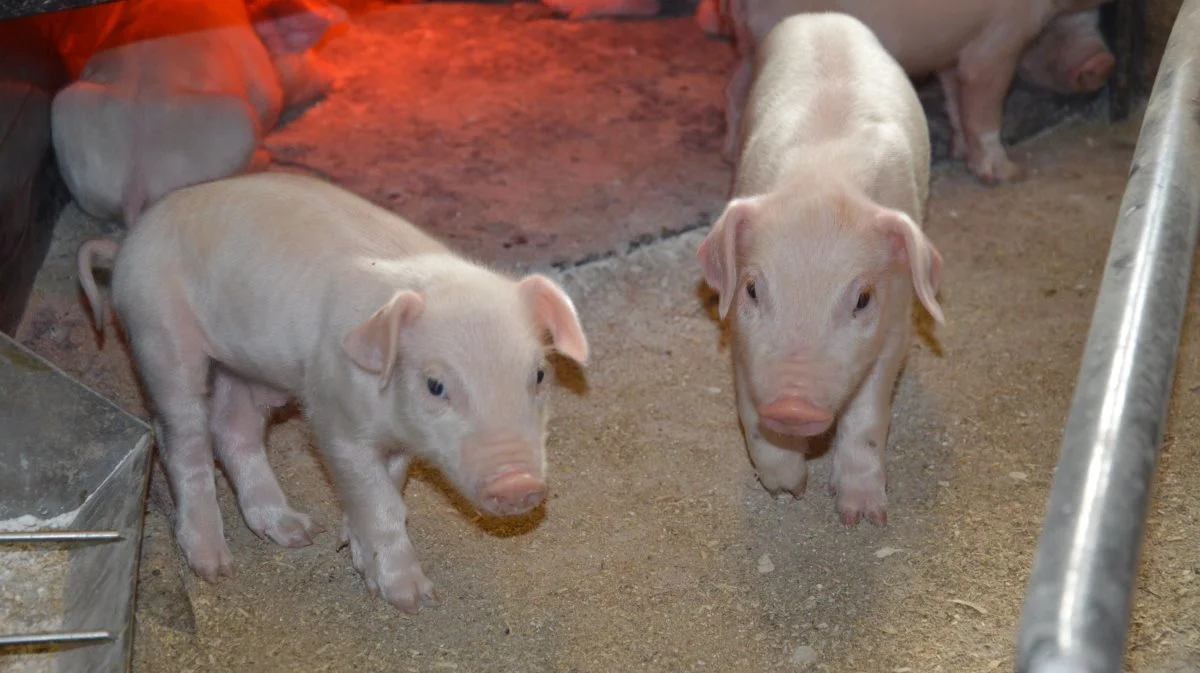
[9,5,1200,673]
[264,2,1105,270]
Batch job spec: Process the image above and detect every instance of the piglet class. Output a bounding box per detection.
[698,13,945,526]
[49,0,346,226]
[1017,9,1115,95]
[720,0,1114,185]
[76,172,589,613]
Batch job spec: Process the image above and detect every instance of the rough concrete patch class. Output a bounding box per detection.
[265,3,1110,273]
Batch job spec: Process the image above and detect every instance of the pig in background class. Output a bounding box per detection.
[76,172,590,614]
[40,0,347,226]
[698,12,944,526]
[697,3,1117,91]
[711,0,1116,185]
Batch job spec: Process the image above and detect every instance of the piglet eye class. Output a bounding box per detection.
[746,280,758,301]
[426,377,446,399]
[536,368,545,385]
[855,289,872,312]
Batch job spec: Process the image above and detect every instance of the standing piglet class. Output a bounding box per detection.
[49,0,346,225]
[698,13,944,526]
[76,172,589,613]
[720,0,1114,185]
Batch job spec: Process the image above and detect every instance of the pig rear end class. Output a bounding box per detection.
[51,83,263,224]
[1017,8,1115,94]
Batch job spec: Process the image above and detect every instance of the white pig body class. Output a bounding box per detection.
[720,0,1113,184]
[50,0,345,225]
[699,13,944,526]
[78,172,589,613]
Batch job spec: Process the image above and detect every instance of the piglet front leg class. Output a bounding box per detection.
[209,367,323,548]
[736,367,809,498]
[319,428,436,614]
[829,331,909,527]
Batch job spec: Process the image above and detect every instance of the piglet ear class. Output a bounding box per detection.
[249,0,348,55]
[342,291,425,390]
[697,197,758,320]
[877,208,945,325]
[519,275,589,364]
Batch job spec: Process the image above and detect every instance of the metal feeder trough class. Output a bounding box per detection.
[0,333,153,673]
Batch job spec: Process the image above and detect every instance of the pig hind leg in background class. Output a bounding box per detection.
[914,0,1115,184]
[939,8,1115,166]
[719,0,1115,184]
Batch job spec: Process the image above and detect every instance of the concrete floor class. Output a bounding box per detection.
[262,2,1104,269]
[9,5,1200,673]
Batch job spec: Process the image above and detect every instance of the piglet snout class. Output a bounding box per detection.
[757,397,833,437]
[481,471,545,516]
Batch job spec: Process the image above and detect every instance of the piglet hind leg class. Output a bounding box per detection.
[316,425,435,614]
[130,328,235,581]
[829,339,909,528]
[209,366,323,548]
[951,43,1027,185]
[737,371,808,498]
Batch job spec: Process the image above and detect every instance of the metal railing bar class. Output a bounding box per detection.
[1014,0,1200,671]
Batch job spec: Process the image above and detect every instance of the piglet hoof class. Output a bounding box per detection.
[365,549,438,615]
[178,534,237,582]
[759,474,807,500]
[969,154,1026,186]
[833,479,888,528]
[243,504,325,548]
[341,519,437,614]
[755,466,808,500]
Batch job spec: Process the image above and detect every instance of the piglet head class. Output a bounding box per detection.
[342,268,588,518]
[698,185,943,438]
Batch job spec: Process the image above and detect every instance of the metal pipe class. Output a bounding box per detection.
[0,631,115,649]
[0,530,123,545]
[1015,1,1200,671]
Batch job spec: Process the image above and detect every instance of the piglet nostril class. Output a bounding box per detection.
[481,471,545,515]
[522,490,544,509]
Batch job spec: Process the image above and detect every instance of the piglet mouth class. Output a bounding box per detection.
[479,468,546,517]
[756,396,834,438]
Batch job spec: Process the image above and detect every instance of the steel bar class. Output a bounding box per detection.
[1105,0,1147,123]
[0,530,123,544]
[1015,1,1200,671]
[0,631,115,648]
